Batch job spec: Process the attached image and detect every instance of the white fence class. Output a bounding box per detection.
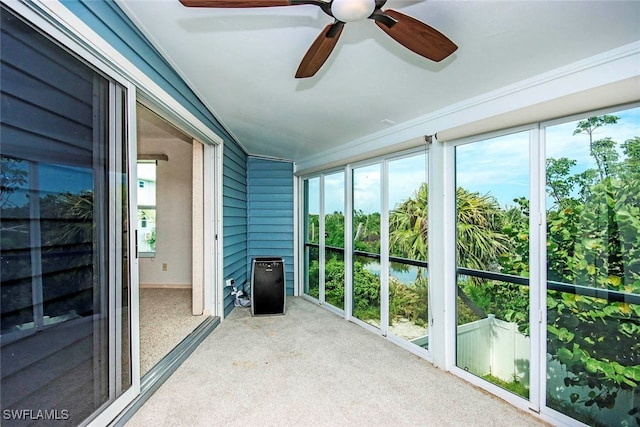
[457,315,638,426]
[456,314,530,383]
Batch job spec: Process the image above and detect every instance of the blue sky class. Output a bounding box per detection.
[308,152,427,215]
[457,106,640,208]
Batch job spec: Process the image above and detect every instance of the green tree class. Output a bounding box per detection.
[572,114,620,180]
[455,187,509,271]
[546,157,578,208]
[1,156,28,208]
[353,209,380,253]
[389,183,513,320]
[389,183,428,262]
[546,115,640,423]
[324,211,345,248]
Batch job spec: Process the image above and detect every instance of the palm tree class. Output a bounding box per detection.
[390,184,510,319]
[455,187,509,271]
[390,183,509,271]
[389,183,428,262]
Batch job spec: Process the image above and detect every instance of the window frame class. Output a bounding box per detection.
[136,160,157,258]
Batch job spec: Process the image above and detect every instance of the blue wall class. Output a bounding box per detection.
[223,143,248,315]
[60,0,248,315]
[247,157,295,296]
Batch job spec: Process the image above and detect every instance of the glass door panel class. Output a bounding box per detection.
[303,178,320,299]
[352,164,382,326]
[544,108,640,426]
[455,132,531,399]
[323,172,345,309]
[388,152,429,348]
[0,7,132,424]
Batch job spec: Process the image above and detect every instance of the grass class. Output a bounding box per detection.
[482,374,529,399]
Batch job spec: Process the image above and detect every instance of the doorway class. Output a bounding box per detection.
[136,104,212,375]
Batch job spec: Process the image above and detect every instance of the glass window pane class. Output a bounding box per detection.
[137,162,156,256]
[0,6,131,424]
[388,152,429,348]
[352,164,381,325]
[455,132,531,399]
[324,172,345,310]
[304,178,320,298]
[545,107,640,425]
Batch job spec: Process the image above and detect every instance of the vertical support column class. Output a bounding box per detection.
[428,136,456,369]
[192,140,204,315]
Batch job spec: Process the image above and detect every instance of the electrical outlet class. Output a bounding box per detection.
[225,278,235,287]
[162,263,167,271]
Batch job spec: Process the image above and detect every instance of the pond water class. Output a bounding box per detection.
[364,263,422,285]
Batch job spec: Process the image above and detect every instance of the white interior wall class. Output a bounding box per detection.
[138,136,193,287]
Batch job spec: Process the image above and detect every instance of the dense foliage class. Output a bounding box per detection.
[543,117,640,422]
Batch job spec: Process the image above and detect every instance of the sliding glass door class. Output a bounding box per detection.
[544,107,640,426]
[323,172,345,310]
[1,6,134,425]
[303,173,346,310]
[303,178,320,299]
[303,149,430,348]
[387,152,429,348]
[352,164,382,326]
[454,131,531,399]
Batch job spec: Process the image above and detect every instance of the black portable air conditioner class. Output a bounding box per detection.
[251,257,286,316]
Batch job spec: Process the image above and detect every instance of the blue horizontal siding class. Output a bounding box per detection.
[247,157,294,296]
[223,142,248,316]
[249,217,293,226]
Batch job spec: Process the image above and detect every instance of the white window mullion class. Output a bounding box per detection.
[380,162,390,337]
[535,125,550,413]
[344,165,354,320]
[319,175,326,304]
[528,126,543,412]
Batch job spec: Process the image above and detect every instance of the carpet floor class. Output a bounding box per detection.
[139,288,206,376]
[128,297,547,426]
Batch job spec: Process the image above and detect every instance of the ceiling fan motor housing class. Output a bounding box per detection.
[330,0,376,22]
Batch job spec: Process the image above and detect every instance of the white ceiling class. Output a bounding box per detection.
[120,0,640,163]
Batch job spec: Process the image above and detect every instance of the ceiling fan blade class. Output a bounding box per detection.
[295,22,344,78]
[374,9,457,62]
[179,0,322,7]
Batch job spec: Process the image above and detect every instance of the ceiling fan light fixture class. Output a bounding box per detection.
[331,0,376,22]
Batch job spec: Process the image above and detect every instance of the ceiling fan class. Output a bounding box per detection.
[179,0,458,78]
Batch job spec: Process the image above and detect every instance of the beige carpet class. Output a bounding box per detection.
[139,288,206,376]
[128,297,547,426]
